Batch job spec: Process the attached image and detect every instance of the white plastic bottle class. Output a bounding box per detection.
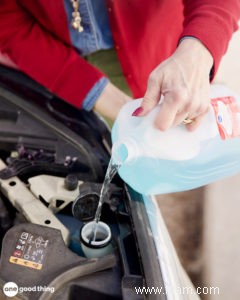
[111,85,240,195]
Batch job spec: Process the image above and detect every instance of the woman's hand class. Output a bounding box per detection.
[93,82,131,120]
[133,38,214,131]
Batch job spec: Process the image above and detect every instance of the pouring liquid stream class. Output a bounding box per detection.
[91,158,120,242]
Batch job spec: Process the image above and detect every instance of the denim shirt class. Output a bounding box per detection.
[64,0,114,110]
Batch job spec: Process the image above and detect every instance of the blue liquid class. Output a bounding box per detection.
[112,130,240,195]
[92,160,119,241]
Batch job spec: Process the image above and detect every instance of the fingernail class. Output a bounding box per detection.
[132,107,143,116]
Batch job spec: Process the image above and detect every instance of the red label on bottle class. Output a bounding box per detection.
[211,96,240,140]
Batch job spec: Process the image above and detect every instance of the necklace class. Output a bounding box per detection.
[71,0,83,32]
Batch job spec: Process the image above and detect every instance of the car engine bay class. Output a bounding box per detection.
[0,67,146,300]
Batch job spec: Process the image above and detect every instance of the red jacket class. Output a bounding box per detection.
[0,0,239,109]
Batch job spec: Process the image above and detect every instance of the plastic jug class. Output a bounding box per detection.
[111,85,240,195]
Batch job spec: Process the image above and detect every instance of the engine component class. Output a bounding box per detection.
[72,182,122,222]
[0,159,70,244]
[0,196,12,250]
[0,153,90,180]
[72,182,100,221]
[64,174,79,191]
[80,221,113,258]
[0,223,116,300]
[28,174,83,213]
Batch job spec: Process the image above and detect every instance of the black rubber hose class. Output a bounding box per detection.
[39,254,116,300]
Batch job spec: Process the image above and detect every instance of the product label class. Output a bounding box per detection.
[9,231,49,270]
[211,96,240,140]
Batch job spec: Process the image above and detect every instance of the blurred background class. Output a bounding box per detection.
[157,27,240,300]
[204,26,240,300]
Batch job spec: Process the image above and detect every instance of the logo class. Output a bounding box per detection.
[3,282,18,297]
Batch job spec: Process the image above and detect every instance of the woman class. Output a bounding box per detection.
[0,0,239,128]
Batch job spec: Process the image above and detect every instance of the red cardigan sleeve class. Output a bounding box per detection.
[0,1,105,108]
[180,0,240,78]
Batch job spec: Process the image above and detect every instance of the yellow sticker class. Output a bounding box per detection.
[9,256,42,270]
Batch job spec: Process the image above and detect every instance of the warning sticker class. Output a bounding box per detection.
[211,96,240,140]
[9,231,49,270]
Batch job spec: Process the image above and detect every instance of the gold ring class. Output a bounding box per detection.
[182,118,194,125]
